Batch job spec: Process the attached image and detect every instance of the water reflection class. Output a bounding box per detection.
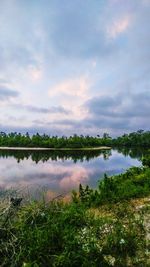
[0,149,112,163]
[0,148,143,193]
[115,146,150,160]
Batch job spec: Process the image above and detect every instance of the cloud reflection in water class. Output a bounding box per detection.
[0,149,141,193]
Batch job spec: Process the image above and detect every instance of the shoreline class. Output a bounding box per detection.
[0,146,111,151]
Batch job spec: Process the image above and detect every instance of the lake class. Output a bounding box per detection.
[0,147,146,198]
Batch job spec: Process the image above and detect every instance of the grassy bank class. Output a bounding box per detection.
[76,166,150,206]
[1,159,150,266]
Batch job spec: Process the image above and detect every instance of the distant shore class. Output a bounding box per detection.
[0,146,111,151]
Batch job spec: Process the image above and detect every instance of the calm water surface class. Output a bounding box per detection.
[0,148,144,195]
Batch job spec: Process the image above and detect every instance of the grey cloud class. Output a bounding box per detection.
[46,0,117,59]
[52,119,81,127]
[0,86,19,101]
[85,95,122,116]
[0,123,63,136]
[47,106,70,115]
[121,92,150,117]
[82,91,150,133]
[86,92,150,119]
[14,104,70,115]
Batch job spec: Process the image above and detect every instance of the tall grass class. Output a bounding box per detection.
[0,198,148,266]
[0,165,150,266]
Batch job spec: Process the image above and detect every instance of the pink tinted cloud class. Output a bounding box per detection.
[106,15,131,39]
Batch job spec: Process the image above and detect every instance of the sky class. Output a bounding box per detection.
[0,0,150,137]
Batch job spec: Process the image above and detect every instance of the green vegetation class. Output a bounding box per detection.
[142,156,150,167]
[112,130,150,147]
[77,166,150,206]
[0,130,150,148]
[0,193,148,266]
[0,132,111,148]
[1,162,150,266]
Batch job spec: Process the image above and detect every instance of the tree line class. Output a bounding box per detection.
[0,130,150,148]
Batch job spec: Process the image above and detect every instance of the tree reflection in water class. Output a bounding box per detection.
[0,149,112,163]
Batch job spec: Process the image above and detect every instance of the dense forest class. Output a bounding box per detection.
[0,132,110,148]
[0,130,150,148]
[112,130,150,147]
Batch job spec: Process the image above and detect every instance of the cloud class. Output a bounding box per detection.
[48,76,90,99]
[82,91,150,134]
[0,0,149,136]
[48,0,110,58]
[0,123,62,136]
[13,104,70,115]
[28,66,43,81]
[85,95,122,116]
[106,15,131,39]
[48,76,90,120]
[121,92,150,117]
[0,85,19,101]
